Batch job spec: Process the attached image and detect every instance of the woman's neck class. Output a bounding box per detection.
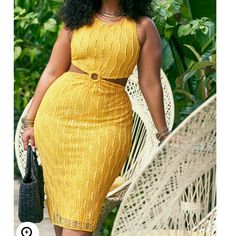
[100,0,122,15]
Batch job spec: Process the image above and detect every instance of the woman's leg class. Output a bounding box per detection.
[62,228,93,236]
[54,225,63,236]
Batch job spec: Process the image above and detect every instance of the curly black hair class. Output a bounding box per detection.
[58,0,154,30]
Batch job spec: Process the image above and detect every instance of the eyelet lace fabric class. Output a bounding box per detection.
[33,15,140,231]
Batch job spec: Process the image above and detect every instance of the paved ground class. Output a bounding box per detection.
[14,180,54,236]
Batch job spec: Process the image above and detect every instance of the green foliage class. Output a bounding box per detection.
[152,0,216,127]
[189,0,216,20]
[14,0,63,112]
[178,17,215,37]
[101,205,120,236]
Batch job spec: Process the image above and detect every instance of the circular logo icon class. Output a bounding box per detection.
[16,222,39,236]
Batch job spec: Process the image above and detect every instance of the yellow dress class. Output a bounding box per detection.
[34,14,140,232]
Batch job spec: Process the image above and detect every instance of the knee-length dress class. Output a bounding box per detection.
[33,15,140,232]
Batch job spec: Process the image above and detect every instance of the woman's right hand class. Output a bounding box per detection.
[22,127,36,151]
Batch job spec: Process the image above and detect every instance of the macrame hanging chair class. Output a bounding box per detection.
[111,94,216,236]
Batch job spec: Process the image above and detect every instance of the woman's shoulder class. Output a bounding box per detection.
[137,16,160,42]
[137,16,157,29]
[60,24,73,42]
[135,16,159,47]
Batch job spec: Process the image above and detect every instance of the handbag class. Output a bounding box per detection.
[18,144,45,223]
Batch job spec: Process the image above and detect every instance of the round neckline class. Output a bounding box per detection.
[94,15,126,26]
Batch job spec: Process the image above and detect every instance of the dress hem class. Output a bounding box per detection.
[49,220,97,232]
[46,202,98,232]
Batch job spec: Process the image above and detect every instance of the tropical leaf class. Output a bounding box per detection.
[184,44,202,61]
[161,38,175,71]
[14,46,22,61]
[174,88,196,103]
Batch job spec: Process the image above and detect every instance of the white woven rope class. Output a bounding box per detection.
[111,94,216,236]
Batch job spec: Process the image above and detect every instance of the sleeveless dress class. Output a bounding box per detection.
[33,14,140,232]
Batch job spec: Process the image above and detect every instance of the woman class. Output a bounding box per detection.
[22,0,171,235]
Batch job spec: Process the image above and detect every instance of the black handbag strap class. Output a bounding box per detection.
[25,145,33,174]
[24,145,37,179]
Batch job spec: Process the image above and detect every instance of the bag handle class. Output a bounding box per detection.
[25,145,33,174]
[24,144,37,180]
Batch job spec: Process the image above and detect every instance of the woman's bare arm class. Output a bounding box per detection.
[26,26,73,120]
[137,17,167,134]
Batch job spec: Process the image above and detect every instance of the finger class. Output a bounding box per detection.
[22,137,29,151]
[31,136,35,150]
[30,134,35,146]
